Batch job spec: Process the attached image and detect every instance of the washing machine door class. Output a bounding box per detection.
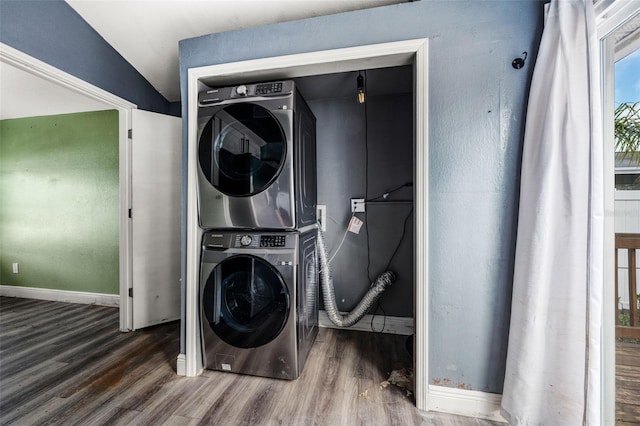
[199,103,287,197]
[203,254,290,348]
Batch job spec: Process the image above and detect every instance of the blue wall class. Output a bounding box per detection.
[180,1,543,393]
[0,0,174,115]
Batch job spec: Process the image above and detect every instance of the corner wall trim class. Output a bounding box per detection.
[0,285,119,307]
[428,385,505,423]
[318,310,413,335]
[0,43,137,110]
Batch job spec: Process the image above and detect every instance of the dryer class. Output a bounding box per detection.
[197,81,317,230]
[200,229,318,380]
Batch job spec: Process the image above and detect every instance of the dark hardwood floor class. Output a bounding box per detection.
[0,297,505,425]
[616,341,640,425]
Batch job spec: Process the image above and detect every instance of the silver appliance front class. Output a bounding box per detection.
[200,229,317,380]
[196,80,316,230]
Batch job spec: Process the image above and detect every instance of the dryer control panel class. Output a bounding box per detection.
[199,80,294,105]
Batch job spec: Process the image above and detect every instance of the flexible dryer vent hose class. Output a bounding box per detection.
[316,224,396,328]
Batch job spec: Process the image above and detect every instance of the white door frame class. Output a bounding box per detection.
[596,2,640,424]
[0,42,137,331]
[184,38,430,410]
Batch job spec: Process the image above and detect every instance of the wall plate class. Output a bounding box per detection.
[351,198,365,213]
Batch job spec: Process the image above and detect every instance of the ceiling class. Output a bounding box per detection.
[1,1,637,120]
[65,0,408,102]
[1,0,407,120]
[294,66,412,101]
[0,0,411,119]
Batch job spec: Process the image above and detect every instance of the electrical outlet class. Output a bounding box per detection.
[317,205,327,232]
[351,198,365,213]
[12,262,19,274]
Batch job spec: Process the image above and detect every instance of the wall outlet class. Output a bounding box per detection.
[12,262,19,274]
[351,198,365,213]
[317,205,327,232]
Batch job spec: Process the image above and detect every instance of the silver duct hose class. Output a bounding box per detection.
[317,225,395,327]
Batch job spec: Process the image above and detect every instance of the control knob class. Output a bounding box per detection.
[239,235,252,247]
[236,85,248,96]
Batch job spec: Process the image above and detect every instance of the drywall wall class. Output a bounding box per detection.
[297,72,414,318]
[179,0,543,394]
[0,0,173,115]
[0,110,119,295]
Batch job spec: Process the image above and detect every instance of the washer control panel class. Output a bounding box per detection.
[233,234,259,248]
[231,233,288,248]
[235,85,248,96]
[255,82,283,96]
[259,235,287,248]
[203,231,293,250]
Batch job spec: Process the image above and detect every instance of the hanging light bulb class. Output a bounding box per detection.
[357,71,366,104]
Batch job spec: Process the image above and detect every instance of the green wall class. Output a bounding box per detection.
[0,110,119,295]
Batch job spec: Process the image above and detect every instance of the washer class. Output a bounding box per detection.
[197,81,317,230]
[200,229,318,379]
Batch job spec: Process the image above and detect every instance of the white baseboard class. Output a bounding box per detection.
[428,385,506,423]
[0,285,119,307]
[318,310,413,335]
[176,353,186,376]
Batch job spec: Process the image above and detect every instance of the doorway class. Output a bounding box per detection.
[610,10,640,424]
[184,38,430,409]
[0,44,135,329]
[0,43,181,332]
[598,2,640,422]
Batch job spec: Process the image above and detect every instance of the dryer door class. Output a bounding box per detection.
[203,254,290,348]
[198,103,286,197]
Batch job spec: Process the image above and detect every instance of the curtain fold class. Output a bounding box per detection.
[501,0,603,424]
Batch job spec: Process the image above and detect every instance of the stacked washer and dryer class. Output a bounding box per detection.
[196,81,319,380]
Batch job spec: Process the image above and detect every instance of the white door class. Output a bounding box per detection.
[130,109,181,330]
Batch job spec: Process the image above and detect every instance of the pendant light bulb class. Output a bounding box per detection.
[357,72,366,104]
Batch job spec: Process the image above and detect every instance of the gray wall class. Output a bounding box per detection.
[180,0,543,393]
[297,71,414,318]
[0,0,175,116]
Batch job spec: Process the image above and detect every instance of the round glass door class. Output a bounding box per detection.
[203,255,290,348]
[199,103,286,197]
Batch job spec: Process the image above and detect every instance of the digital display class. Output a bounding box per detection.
[260,235,286,247]
[255,82,283,95]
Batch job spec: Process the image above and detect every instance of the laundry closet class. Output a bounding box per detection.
[187,63,416,379]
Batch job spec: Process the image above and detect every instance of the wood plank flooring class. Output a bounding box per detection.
[0,297,503,425]
[616,341,640,425]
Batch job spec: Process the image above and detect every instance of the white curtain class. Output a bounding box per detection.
[501,0,603,424]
